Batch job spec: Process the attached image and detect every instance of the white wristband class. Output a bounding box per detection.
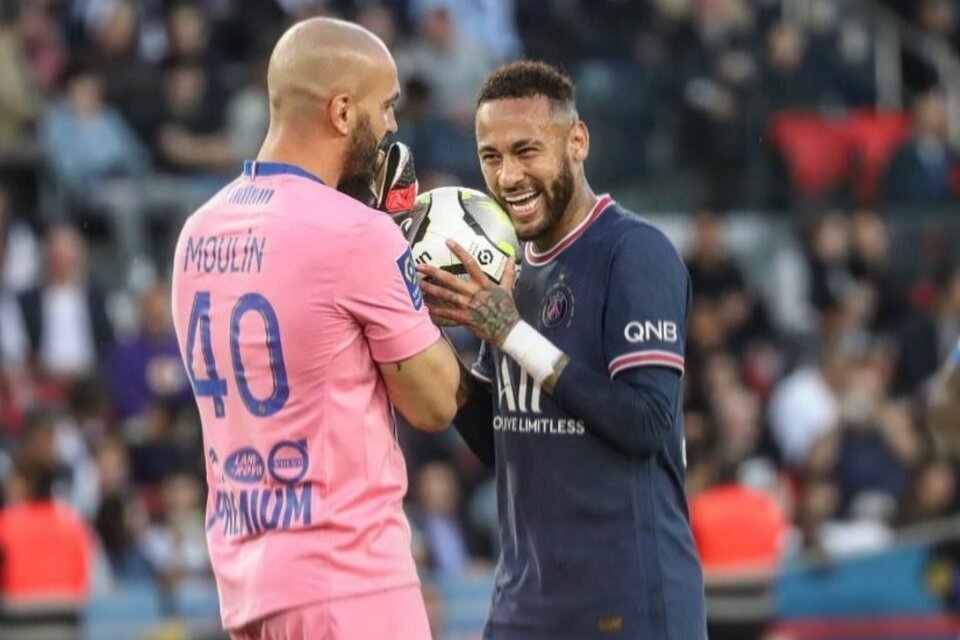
[500,321,565,385]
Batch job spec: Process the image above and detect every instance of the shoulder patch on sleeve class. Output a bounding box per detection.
[396,247,423,310]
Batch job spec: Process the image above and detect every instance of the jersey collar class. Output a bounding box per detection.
[243,160,326,185]
[524,194,614,267]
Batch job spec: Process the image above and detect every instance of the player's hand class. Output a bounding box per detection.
[371,141,418,221]
[418,240,519,346]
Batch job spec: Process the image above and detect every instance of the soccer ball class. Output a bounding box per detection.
[405,187,519,284]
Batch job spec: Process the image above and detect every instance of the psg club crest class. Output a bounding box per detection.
[540,278,574,329]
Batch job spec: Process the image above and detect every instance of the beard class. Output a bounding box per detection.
[337,112,382,202]
[507,156,575,243]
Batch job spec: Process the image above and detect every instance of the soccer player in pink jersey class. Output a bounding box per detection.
[170,18,460,640]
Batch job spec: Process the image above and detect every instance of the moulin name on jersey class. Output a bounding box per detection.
[182,228,267,275]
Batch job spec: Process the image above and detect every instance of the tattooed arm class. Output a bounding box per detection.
[419,243,569,392]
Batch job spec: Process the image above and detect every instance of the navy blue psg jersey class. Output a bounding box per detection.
[472,196,706,640]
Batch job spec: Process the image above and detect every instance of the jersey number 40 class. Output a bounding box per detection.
[185,291,289,418]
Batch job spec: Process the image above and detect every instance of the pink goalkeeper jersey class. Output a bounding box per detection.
[171,161,440,629]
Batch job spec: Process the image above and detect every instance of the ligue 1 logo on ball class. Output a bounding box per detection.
[476,248,494,266]
[540,279,574,329]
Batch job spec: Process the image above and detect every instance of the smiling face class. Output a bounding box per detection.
[476,96,588,247]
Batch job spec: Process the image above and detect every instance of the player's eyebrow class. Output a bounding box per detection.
[511,139,540,151]
[384,91,400,107]
[478,139,542,156]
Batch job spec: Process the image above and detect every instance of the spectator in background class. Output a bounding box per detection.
[410,461,469,577]
[671,0,759,208]
[0,457,94,640]
[712,386,764,476]
[92,437,153,583]
[82,0,165,143]
[691,471,788,640]
[848,209,903,334]
[225,42,271,164]
[397,1,494,180]
[897,458,958,526]
[883,88,958,206]
[896,263,960,393]
[155,57,234,176]
[163,2,218,70]
[140,471,210,593]
[685,210,768,352]
[409,0,522,63]
[354,2,400,51]
[0,290,29,429]
[0,185,40,294]
[672,0,757,80]
[686,210,741,294]
[801,345,919,557]
[768,341,849,470]
[805,213,854,318]
[17,0,67,96]
[94,491,152,584]
[0,1,40,154]
[106,284,189,424]
[14,225,114,390]
[806,344,921,518]
[764,221,818,343]
[901,0,956,94]
[128,403,193,487]
[926,335,960,457]
[17,406,99,519]
[421,582,447,640]
[758,21,820,114]
[38,64,150,203]
[0,186,38,427]
[803,213,873,346]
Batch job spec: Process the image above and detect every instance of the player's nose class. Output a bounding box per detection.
[498,155,524,190]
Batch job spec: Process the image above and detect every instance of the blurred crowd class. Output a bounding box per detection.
[0,0,959,637]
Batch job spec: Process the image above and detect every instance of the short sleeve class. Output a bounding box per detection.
[471,340,495,385]
[604,227,690,378]
[338,214,440,363]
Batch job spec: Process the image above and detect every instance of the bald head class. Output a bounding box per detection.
[267,17,394,122]
[257,17,400,197]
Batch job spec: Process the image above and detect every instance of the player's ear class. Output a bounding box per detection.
[568,120,589,164]
[329,93,353,136]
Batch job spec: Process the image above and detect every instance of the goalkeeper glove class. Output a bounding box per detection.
[371,141,418,220]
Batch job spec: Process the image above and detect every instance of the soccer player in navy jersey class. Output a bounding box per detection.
[418,61,707,640]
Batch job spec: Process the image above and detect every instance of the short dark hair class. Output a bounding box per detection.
[477,60,576,112]
[13,457,57,501]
